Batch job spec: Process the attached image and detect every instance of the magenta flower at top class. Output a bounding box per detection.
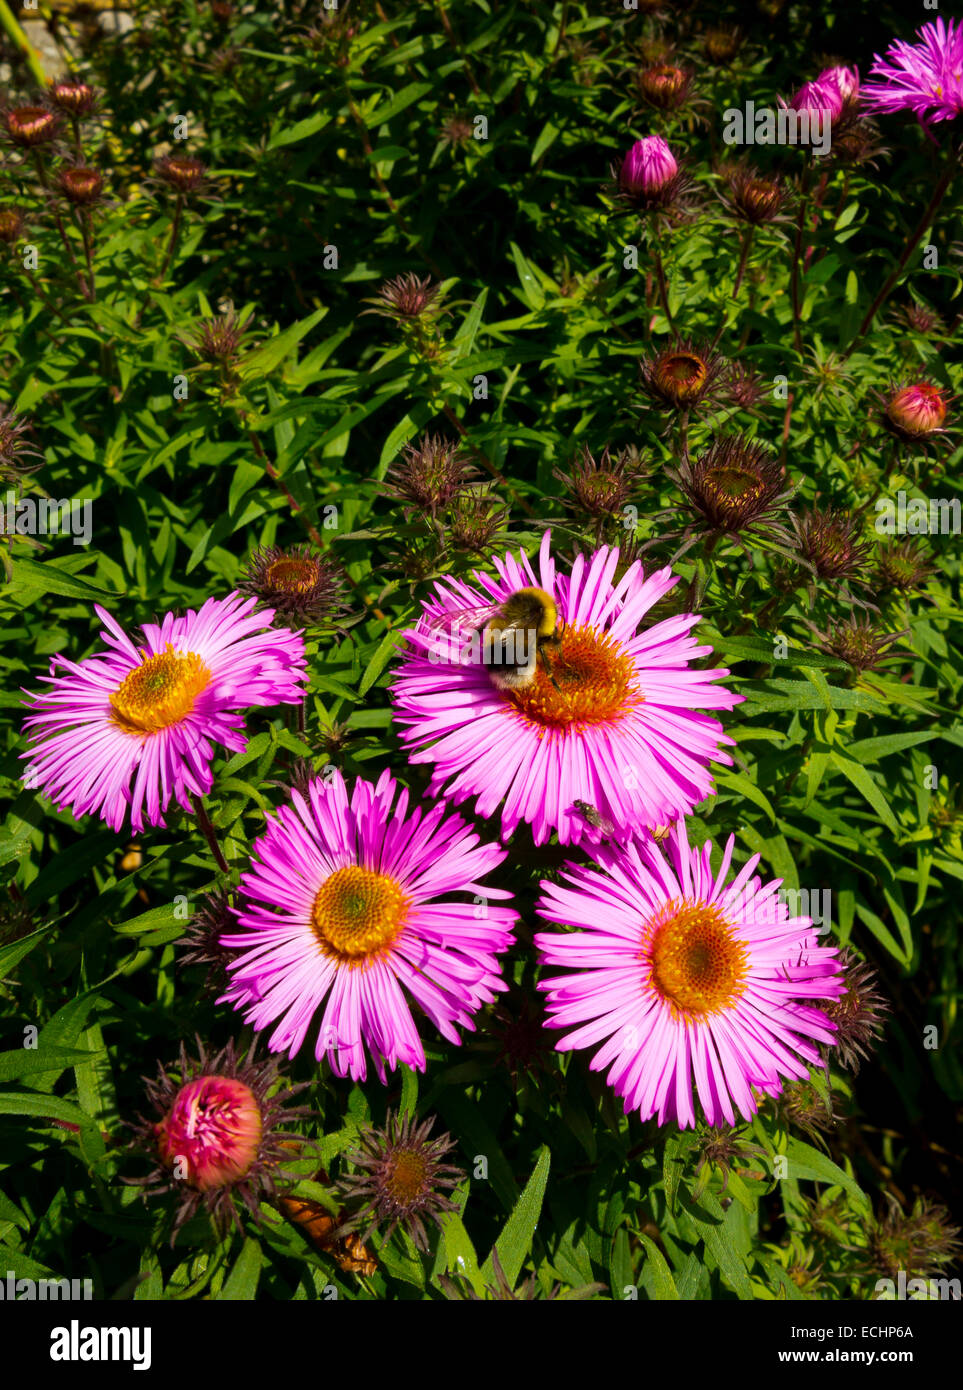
[21,592,306,833]
[787,75,844,119]
[822,64,860,112]
[390,532,742,848]
[861,18,963,124]
[218,767,516,1081]
[535,825,845,1128]
[619,134,678,196]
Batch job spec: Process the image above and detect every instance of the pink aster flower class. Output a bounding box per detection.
[21,592,306,833]
[860,18,963,124]
[535,825,844,1128]
[619,134,678,196]
[389,532,742,847]
[218,767,517,1082]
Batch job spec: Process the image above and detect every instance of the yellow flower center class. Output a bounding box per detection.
[109,646,211,735]
[647,899,748,1017]
[385,1151,429,1205]
[312,865,409,966]
[509,624,643,731]
[265,557,319,593]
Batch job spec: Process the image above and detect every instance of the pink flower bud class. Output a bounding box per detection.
[619,135,678,197]
[789,77,844,119]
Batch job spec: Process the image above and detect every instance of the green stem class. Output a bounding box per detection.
[841,160,956,362]
[789,164,811,353]
[192,796,229,875]
[0,0,47,86]
[710,226,753,349]
[157,195,184,283]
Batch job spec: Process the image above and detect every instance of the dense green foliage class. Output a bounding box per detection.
[0,0,960,1302]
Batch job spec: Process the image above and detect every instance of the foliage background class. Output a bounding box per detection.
[0,0,960,1301]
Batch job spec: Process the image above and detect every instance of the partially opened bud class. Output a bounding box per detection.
[883,382,950,440]
[47,80,98,117]
[154,154,208,195]
[619,135,678,197]
[56,165,103,206]
[636,65,693,111]
[3,105,60,149]
[788,75,843,120]
[0,208,25,243]
[127,1039,311,1238]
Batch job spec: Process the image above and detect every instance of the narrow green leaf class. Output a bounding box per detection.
[481,1146,550,1288]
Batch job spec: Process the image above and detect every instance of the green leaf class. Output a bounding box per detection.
[531,121,560,164]
[239,307,327,379]
[367,81,433,127]
[267,111,332,150]
[638,1233,679,1300]
[830,750,899,834]
[0,1091,88,1127]
[783,1138,870,1210]
[358,627,401,697]
[0,1046,94,1083]
[9,558,122,601]
[217,1238,262,1300]
[481,1146,550,1288]
[509,241,545,309]
[0,926,51,981]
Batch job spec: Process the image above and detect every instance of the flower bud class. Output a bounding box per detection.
[57,165,103,206]
[47,81,98,117]
[619,135,678,197]
[883,382,949,440]
[0,208,25,243]
[636,65,692,111]
[3,106,60,148]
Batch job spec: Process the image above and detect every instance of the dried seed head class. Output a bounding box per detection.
[554,444,644,522]
[384,433,478,515]
[777,1079,836,1140]
[177,888,235,992]
[893,302,944,337]
[703,27,743,64]
[0,407,43,483]
[873,538,935,594]
[238,544,348,628]
[817,615,906,673]
[791,507,871,581]
[448,485,509,552]
[337,1110,465,1253]
[870,1198,962,1283]
[182,309,252,365]
[438,114,474,149]
[822,949,889,1074]
[722,163,789,225]
[830,116,887,168]
[669,435,790,537]
[726,362,768,411]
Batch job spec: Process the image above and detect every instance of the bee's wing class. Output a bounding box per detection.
[422,601,500,636]
[418,601,500,665]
